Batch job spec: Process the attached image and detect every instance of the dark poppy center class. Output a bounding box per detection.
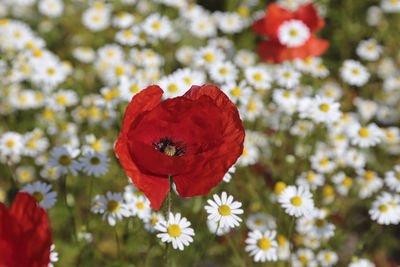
[152,137,186,156]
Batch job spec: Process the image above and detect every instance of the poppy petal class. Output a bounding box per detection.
[9,192,52,266]
[251,18,267,36]
[265,3,294,38]
[115,136,170,210]
[256,40,288,63]
[121,85,163,134]
[294,3,320,32]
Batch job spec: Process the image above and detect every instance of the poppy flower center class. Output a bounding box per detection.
[152,137,187,156]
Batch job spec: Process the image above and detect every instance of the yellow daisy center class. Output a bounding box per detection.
[152,22,161,30]
[315,219,326,228]
[167,224,181,237]
[231,87,241,97]
[219,67,228,75]
[365,170,374,181]
[319,103,330,112]
[136,202,144,210]
[306,173,315,181]
[218,204,231,216]
[274,182,286,195]
[107,200,120,213]
[299,255,308,264]
[151,217,158,225]
[204,53,214,62]
[290,196,302,206]
[27,140,36,148]
[168,84,178,93]
[379,204,388,212]
[343,177,353,187]
[58,154,71,166]
[258,237,271,250]
[358,127,369,138]
[33,191,44,203]
[6,140,15,148]
[253,73,262,82]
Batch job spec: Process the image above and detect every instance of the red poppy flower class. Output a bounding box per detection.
[252,3,329,63]
[0,192,52,267]
[115,84,245,210]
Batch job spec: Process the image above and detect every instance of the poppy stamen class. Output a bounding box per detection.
[152,137,186,156]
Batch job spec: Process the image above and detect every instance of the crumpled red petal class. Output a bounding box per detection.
[0,192,52,267]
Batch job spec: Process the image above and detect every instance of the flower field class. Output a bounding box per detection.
[1,0,400,266]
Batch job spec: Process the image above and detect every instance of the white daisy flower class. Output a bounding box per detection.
[38,0,64,18]
[234,50,256,68]
[319,82,342,100]
[207,219,231,236]
[48,146,81,176]
[208,61,238,84]
[381,0,400,13]
[128,195,151,220]
[48,244,59,267]
[385,165,400,192]
[73,47,96,63]
[317,250,338,267]
[0,131,24,159]
[82,8,111,32]
[244,66,272,90]
[347,123,383,148]
[155,212,195,251]
[276,65,301,89]
[79,151,110,177]
[356,169,383,199]
[22,181,57,209]
[189,15,217,38]
[222,165,236,183]
[369,192,400,225]
[349,258,375,267]
[216,12,245,34]
[278,19,310,47]
[292,248,317,267]
[204,191,243,229]
[332,172,353,196]
[310,152,337,174]
[340,59,370,87]
[193,45,225,68]
[296,171,325,190]
[354,97,378,122]
[245,230,278,262]
[356,39,383,61]
[278,185,315,218]
[142,13,172,39]
[367,6,382,26]
[91,192,130,226]
[144,212,165,233]
[112,11,135,29]
[310,96,342,124]
[272,89,298,115]
[246,212,276,231]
